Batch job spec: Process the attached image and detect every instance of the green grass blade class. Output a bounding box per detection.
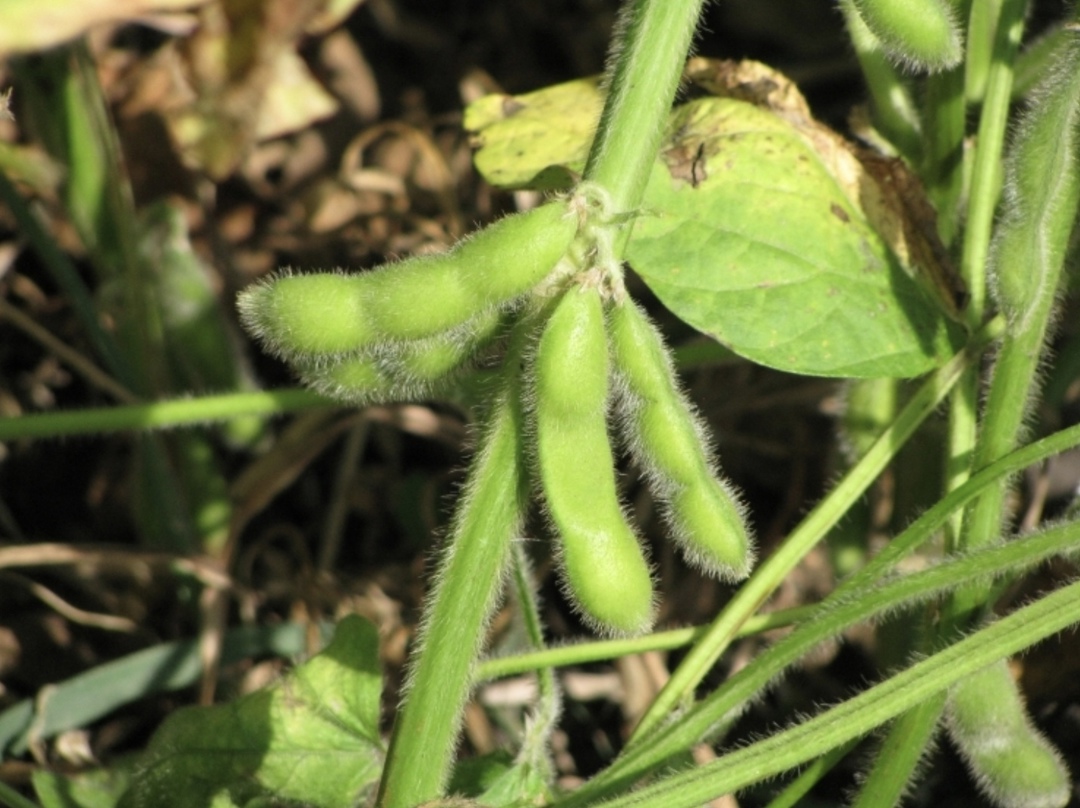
[0,388,333,441]
[590,578,1080,807]
[0,622,326,756]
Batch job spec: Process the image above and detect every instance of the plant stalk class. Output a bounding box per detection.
[0,389,333,440]
[953,29,1080,619]
[590,577,1080,808]
[376,320,532,808]
[583,0,705,232]
[958,0,1026,324]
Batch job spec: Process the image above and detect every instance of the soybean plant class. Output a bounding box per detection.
[842,2,1080,807]
[11,0,1080,806]
[242,193,756,805]
[933,25,1080,808]
[240,4,753,803]
[235,0,1080,806]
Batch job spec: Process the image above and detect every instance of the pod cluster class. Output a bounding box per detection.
[238,199,754,635]
[529,284,754,634]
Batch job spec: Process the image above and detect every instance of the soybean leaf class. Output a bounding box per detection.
[626,96,966,378]
[116,616,384,808]
[464,77,601,190]
[0,623,324,757]
[33,762,136,808]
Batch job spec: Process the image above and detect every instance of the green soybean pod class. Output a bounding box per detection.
[238,201,575,360]
[991,38,1080,335]
[608,298,753,580]
[533,286,654,635]
[851,0,962,71]
[946,660,1069,808]
[297,308,505,404]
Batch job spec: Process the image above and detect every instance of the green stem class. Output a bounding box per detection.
[964,0,1003,103]
[504,544,560,780]
[560,515,1080,806]
[0,389,333,440]
[582,0,704,228]
[506,544,557,704]
[922,65,966,245]
[0,781,40,808]
[953,29,1080,618]
[958,0,1026,325]
[628,318,1001,743]
[476,605,815,681]
[851,686,946,806]
[914,49,966,570]
[936,0,1025,552]
[763,740,858,808]
[562,421,1080,802]
[376,319,533,808]
[838,0,923,162]
[591,578,1080,808]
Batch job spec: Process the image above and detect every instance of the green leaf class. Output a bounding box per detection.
[626,97,966,378]
[33,762,135,808]
[464,77,601,190]
[448,750,516,797]
[0,623,325,757]
[117,616,384,808]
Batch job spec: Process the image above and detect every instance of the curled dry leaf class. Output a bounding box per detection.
[118,0,339,179]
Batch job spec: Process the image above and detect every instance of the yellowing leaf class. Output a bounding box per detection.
[685,57,967,320]
[164,0,335,178]
[628,96,965,377]
[465,77,602,190]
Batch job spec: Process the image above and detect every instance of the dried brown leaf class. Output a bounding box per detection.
[0,0,213,59]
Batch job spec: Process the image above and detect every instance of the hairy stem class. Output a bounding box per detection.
[958,0,1026,324]
[591,578,1080,808]
[583,0,704,236]
[376,318,533,807]
[954,29,1080,614]
[0,389,333,440]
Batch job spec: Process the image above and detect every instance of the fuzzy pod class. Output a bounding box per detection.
[608,297,753,580]
[297,308,505,404]
[850,0,963,71]
[959,38,1080,575]
[946,660,1070,808]
[533,286,654,635]
[238,201,575,360]
[990,39,1080,336]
